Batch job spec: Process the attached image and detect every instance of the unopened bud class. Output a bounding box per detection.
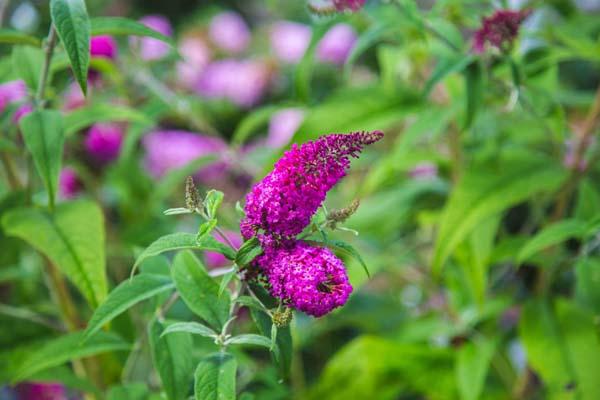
[185,176,202,211]
[327,199,360,228]
[272,307,293,328]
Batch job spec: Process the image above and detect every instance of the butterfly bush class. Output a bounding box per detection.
[240,131,383,316]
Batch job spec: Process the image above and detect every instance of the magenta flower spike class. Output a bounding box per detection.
[240,131,383,241]
[90,35,118,60]
[85,123,124,164]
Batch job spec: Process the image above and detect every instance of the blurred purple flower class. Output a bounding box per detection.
[258,241,352,317]
[90,35,118,60]
[409,162,438,180]
[16,382,67,400]
[240,131,383,241]
[333,0,366,11]
[205,230,243,269]
[176,35,212,88]
[317,23,357,65]
[132,15,173,61]
[85,123,124,164]
[0,80,27,113]
[196,59,271,108]
[473,9,530,53]
[142,130,229,183]
[63,82,85,111]
[270,21,311,64]
[209,11,251,54]
[267,108,305,148]
[59,168,83,199]
[12,103,33,124]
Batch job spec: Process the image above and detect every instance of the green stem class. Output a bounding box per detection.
[36,26,58,106]
[0,153,21,189]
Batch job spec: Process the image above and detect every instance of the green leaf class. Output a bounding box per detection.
[463,60,484,130]
[517,219,588,263]
[0,29,41,47]
[84,274,175,341]
[148,318,195,400]
[11,45,43,90]
[232,105,280,146]
[13,331,129,382]
[161,321,217,339]
[64,103,152,136]
[132,233,235,276]
[326,240,370,278]
[90,17,174,45]
[19,110,64,208]
[194,352,237,400]
[2,201,107,308]
[574,179,600,221]
[204,190,224,220]
[172,251,230,330]
[234,295,264,311]
[198,219,218,241]
[235,237,263,267]
[432,152,567,275]
[251,309,292,379]
[575,257,600,315]
[226,334,272,349]
[456,337,496,400]
[520,299,600,399]
[218,270,235,298]
[50,0,91,94]
[424,54,474,96]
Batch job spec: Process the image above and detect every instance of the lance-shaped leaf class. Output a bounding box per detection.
[84,274,175,341]
[161,321,217,339]
[12,331,130,382]
[19,110,64,208]
[148,319,195,400]
[2,201,107,308]
[194,352,237,400]
[64,103,152,136]
[0,29,41,46]
[50,0,90,94]
[172,251,230,330]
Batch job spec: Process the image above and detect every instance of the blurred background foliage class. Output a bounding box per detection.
[1,0,600,399]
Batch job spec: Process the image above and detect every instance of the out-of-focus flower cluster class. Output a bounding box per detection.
[241,131,383,316]
[473,9,530,53]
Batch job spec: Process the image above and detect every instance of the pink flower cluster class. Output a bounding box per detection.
[241,131,383,316]
[473,9,530,53]
[259,241,352,317]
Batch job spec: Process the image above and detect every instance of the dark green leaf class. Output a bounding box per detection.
[517,219,588,263]
[148,318,195,400]
[463,60,484,130]
[50,0,91,94]
[2,201,107,308]
[235,237,263,267]
[19,110,64,208]
[424,54,474,96]
[234,295,264,311]
[172,251,230,330]
[90,17,174,45]
[194,352,237,400]
[251,309,292,379]
[84,274,175,341]
[13,331,129,382]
